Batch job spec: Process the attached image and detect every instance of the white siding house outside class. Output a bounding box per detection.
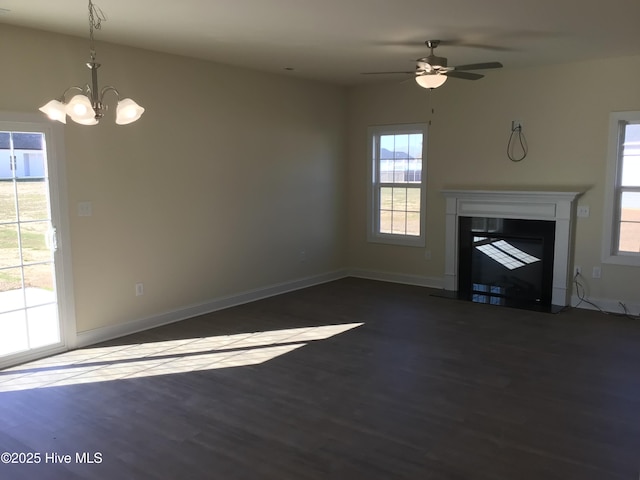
[0,132,46,179]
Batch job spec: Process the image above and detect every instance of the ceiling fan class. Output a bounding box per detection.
[362,40,503,89]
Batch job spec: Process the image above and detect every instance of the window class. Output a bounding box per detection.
[603,111,640,266]
[367,124,427,247]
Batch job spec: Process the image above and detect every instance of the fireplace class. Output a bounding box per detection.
[442,190,583,310]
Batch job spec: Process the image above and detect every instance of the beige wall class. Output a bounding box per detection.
[1,25,347,333]
[2,22,638,336]
[347,55,640,306]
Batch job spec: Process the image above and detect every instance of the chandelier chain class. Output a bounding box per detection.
[88,0,106,61]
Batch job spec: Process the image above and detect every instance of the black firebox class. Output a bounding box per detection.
[458,217,556,312]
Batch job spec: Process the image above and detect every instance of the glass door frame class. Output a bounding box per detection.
[0,112,77,369]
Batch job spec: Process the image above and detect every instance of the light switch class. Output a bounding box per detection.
[577,205,590,218]
[77,201,92,217]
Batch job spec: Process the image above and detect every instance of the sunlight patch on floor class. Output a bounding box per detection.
[0,322,363,392]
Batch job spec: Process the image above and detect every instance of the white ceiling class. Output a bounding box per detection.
[2,0,640,85]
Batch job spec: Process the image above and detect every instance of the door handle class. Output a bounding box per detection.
[49,226,58,252]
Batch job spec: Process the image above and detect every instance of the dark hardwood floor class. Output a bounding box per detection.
[1,277,639,479]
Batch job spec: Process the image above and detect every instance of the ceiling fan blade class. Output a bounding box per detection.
[445,71,484,80]
[453,62,503,71]
[438,40,514,52]
[360,71,415,75]
[372,39,512,52]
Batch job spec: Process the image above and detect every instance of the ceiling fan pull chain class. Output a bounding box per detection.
[425,90,436,125]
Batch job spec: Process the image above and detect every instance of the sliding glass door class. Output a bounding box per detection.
[0,115,75,368]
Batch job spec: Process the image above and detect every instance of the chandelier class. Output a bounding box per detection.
[39,0,144,125]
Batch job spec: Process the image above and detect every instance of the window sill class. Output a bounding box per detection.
[602,253,640,267]
[367,233,425,248]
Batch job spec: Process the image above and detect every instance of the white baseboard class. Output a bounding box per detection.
[349,270,640,317]
[0,344,68,371]
[76,270,348,349]
[76,269,635,352]
[346,268,444,289]
[571,295,640,316]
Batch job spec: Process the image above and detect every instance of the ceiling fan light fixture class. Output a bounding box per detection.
[362,40,503,87]
[415,73,448,89]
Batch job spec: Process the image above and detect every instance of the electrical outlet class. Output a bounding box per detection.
[574,266,581,277]
[592,266,601,279]
[511,120,522,131]
[424,249,432,260]
[135,282,144,296]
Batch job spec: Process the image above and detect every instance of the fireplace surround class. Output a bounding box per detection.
[442,190,584,309]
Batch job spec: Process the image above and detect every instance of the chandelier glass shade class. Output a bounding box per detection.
[39,0,144,126]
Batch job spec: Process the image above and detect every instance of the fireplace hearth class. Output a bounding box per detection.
[441,189,584,312]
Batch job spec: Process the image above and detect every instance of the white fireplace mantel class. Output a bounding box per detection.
[441,189,584,307]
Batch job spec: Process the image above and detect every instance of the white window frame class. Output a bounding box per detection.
[367,123,427,247]
[602,111,640,266]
